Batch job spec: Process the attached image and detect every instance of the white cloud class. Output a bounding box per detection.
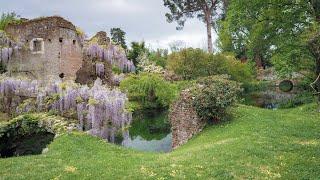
[0,0,218,50]
[91,0,148,14]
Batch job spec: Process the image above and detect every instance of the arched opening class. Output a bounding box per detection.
[279,80,294,92]
[0,119,55,158]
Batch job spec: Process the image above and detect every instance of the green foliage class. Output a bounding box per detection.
[218,0,316,73]
[192,75,242,122]
[127,41,148,67]
[120,73,178,110]
[241,81,271,93]
[110,28,127,50]
[209,54,255,83]
[167,48,254,83]
[148,49,168,68]
[167,48,207,80]
[112,66,122,74]
[0,12,20,30]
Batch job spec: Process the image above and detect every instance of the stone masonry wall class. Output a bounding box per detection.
[169,89,206,149]
[4,16,82,81]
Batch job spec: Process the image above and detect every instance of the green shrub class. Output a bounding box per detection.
[242,81,271,93]
[167,48,208,80]
[167,48,255,83]
[120,73,178,110]
[148,50,168,68]
[192,75,242,122]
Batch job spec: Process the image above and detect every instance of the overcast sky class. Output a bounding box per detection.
[0,0,217,50]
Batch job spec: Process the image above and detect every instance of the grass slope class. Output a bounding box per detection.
[0,105,319,179]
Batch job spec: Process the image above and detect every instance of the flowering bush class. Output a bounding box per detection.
[137,53,165,74]
[192,75,242,122]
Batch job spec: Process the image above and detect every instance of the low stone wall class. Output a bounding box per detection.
[169,89,206,149]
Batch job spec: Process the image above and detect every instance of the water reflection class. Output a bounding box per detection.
[244,86,299,109]
[121,110,172,152]
[122,133,172,153]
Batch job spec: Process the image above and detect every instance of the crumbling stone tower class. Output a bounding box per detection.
[4,16,83,81]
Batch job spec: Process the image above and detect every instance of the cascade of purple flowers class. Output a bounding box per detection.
[0,47,13,65]
[95,63,105,78]
[85,43,135,72]
[0,78,132,142]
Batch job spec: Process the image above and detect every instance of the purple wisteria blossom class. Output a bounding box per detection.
[0,78,132,143]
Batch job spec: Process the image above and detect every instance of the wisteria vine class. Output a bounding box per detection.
[85,43,135,73]
[0,77,132,142]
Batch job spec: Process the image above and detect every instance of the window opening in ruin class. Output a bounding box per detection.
[30,38,44,54]
[33,41,41,52]
[59,73,65,79]
[73,40,76,45]
[59,38,63,43]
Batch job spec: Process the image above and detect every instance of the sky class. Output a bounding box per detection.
[0,0,217,50]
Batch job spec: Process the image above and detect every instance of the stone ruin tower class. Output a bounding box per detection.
[4,16,83,81]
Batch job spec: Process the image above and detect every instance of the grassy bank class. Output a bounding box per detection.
[0,104,319,179]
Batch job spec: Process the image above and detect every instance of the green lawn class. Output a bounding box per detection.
[0,105,319,179]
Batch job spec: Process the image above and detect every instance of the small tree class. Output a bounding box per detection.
[127,41,148,67]
[110,28,127,50]
[163,0,227,53]
[0,12,20,30]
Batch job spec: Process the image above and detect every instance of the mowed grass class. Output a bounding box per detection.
[0,104,319,179]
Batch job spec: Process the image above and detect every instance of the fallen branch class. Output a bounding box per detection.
[310,73,320,95]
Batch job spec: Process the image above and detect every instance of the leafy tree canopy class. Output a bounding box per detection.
[110,28,127,50]
[163,0,227,53]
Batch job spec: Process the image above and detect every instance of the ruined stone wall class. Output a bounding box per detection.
[169,89,206,149]
[75,55,113,86]
[90,31,111,46]
[4,16,82,81]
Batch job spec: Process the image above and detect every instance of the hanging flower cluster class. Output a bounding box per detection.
[0,47,13,65]
[0,77,132,142]
[85,43,135,72]
[0,31,15,66]
[95,63,105,78]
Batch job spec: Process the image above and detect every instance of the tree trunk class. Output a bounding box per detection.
[308,33,320,101]
[205,16,213,53]
[254,52,264,69]
[316,57,320,101]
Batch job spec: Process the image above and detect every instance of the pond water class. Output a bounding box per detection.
[243,86,299,109]
[121,110,172,153]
